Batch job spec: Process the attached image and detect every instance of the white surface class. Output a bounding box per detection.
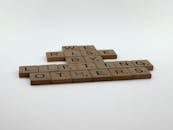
[0,0,173,130]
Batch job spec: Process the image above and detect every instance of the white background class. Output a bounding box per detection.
[0,0,173,130]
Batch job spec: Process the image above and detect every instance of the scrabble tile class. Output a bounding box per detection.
[80,49,99,56]
[104,62,116,68]
[98,50,117,59]
[62,46,79,51]
[108,68,132,80]
[131,60,153,70]
[128,67,151,79]
[50,71,72,84]
[76,63,97,70]
[19,66,38,77]
[79,45,97,51]
[30,72,51,85]
[84,56,104,63]
[114,61,134,68]
[89,69,112,81]
[70,70,93,82]
[95,61,107,69]
[63,50,81,57]
[46,52,65,62]
[65,56,85,64]
[57,64,77,71]
[38,65,58,72]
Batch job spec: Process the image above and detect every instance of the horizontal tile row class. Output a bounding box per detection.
[29,67,151,85]
[19,60,153,77]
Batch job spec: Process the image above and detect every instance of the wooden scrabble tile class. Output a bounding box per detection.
[79,45,97,51]
[108,68,132,80]
[80,49,99,56]
[63,50,81,57]
[50,71,72,84]
[98,50,117,59]
[38,65,58,72]
[62,46,79,51]
[57,64,77,71]
[65,56,85,64]
[95,61,107,69]
[114,61,134,68]
[131,60,153,70]
[128,67,151,79]
[70,70,93,82]
[84,56,104,63]
[30,72,51,85]
[46,52,65,62]
[76,63,97,70]
[104,62,116,68]
[19,66,38,77]
[89,69,112,81]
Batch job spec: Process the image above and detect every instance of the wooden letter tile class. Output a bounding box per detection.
[131,60,153,70]
[50,71,72,84]
[38,65,58,72]
[98,50,117,59]
[19,66,38,77]
[114,61,134,68]
[65,56,85,64]
[84,56,104,63]
[30,72,51,85]
[46,52,65,62]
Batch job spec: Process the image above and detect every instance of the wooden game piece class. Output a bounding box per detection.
[108,68,132,80]
[98,50,117,59]
[63,50,81,57]
[95,61,107,69]
[57,64,77,71]
[38,65,58,72]
[70,70,93,82]
[104,62,116,68]
[19,66,38,77]
[76,63,97,70]
[65,56,85,64]
[79,45,97,51]
[128,67,151,79]
[46,52,65,62]
[131,60,153,70]
[62,46,79,51]
[114,61,134,68]
[50,71,72,84]
[84,56,104,63]
[30,72,51,85]
[89,69,112,81]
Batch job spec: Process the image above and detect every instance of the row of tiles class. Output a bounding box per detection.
[19,60,153,78]
[29,67,152,85]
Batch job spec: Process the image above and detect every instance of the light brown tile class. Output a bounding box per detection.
[30,72,51,85]
[19,66,38,77]
[46,52,65,62]
[57,64,77,71]
[65,56,85,64]
[84,56,104,63]
[104,62,116,68]
[98,50,117,59]
[89,69,112,81]
[131,60,153,70]
[128,67,151,79]
[50,71,72,84]
[108,68,132,80]
[38,65,58,72]
[70,70,93,82]
[76,63,97,70]
[63,50,81,57]
[114,61,134,68]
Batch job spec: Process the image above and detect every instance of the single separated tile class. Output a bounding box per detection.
[65,56,85,64]
[19,66,38,77]
[38,65,58,72]
[70,70,93,82]
[114,61,134,68]
[50,71,72,84]
[30,72,51,85]
[46,52,65,62]
[108,68,132,80]
[98,50,117,59]
[128,67,151,79]
[131,60,153,70]
[89,69,112,81]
